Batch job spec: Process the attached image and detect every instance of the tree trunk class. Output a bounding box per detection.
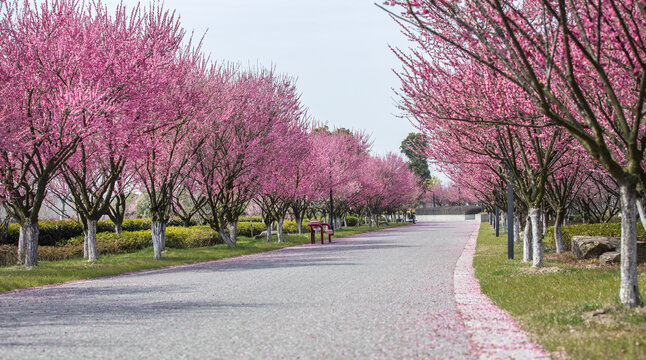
[277,218,285,243]
[619,183,642,308]
[529,208,543,267]
[554,209,565,254]
[161,223,167,250]
[85,219,99,261]
[514,214,521,244]
[636,198,646,230]
[343,216,347,227]
[23,222,39,267]
[83,227,88,259]
[523,215,532,263]
[228,222,238,244]
[218,225,236,248]
[266,222,273,242]
[114,222,123,235]
[17,225,26,265]
[542,212,548,237]
[296,218,303,234]
[151,221,166,260]
[501,212,507,232]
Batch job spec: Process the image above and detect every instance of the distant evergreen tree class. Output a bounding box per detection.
[400,133,431,180]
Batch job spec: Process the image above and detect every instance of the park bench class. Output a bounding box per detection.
[307,221,334,244]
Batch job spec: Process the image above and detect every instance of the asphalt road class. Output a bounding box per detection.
[0,222,478,359]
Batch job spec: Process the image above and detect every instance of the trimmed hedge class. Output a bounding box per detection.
[65,226,223,250]
[236,221,267,237]
[346,216,358,226]
[1,218,192,246]
[0,245,14,266]
[0,216,327,248]
[1,226,225,267]
[545,223,646,250]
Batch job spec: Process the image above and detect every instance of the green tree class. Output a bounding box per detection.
[400,133,431,180]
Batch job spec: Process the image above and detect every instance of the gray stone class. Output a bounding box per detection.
[571,236,620,259]
[599,251,620,265]
[594,243,646,264]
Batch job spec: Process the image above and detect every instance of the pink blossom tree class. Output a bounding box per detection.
[386,0,646,307]
[0,0,121,266]
[134,15,208,259]
[190,67,305,246]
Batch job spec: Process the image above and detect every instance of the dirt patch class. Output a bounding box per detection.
[581,305,646,328]
[544,251,646,270]
[518,266,566,274]
[582,307,617,326]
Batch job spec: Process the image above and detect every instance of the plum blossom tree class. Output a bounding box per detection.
[0,0,120,266]
[57,2,170,261]
[386,0,646,307]
[134,21,209,260]
[191,67,306,247]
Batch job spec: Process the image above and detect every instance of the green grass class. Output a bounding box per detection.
[474,224,646,359]
[0,223,409,293]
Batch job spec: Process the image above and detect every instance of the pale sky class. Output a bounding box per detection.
[103,0,416,156]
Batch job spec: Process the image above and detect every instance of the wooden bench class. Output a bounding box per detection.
[307,221,334,244]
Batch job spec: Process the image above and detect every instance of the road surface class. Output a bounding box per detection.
[0,222,479,359]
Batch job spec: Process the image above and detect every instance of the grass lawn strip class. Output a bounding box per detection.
[0,223,410,294]
[473,224,646,360]
[454,222,550,359]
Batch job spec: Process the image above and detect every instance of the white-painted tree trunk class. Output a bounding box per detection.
[523,215,532,263]
[619,184,642,307]
[277,218,285,243]
[542,212,548,237]
[296,218,303,234]
[501,212,507,232]
[553,210,565,254]
[636,198,646,230]
[160,223,166,250]
[23,222,39,267]
[529,208,543,267]
[266,222,273,242]
[114,222,123,235]
[86,219,98,261]
[83,228,88,259]
[217,225,236,247]
[151,221,165,260]
[228,222,237,244]
[514,214,521,244]
[17,225,26,265]
[343,216,347,227]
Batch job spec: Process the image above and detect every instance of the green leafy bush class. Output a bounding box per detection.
[0,245,15,267]
[346,216,358,226]
[236,221,267,237]
[0,224,227,266]
[165,226,222,248]
[239,216,263,223]
[120,219,152,232]
[281,220,299,234]
[168,218,199,227]
[1,218,158,246]
[545,223,646,250]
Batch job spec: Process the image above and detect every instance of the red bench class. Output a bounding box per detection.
[307,221,334,244]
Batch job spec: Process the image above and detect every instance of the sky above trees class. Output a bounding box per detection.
[100,0,415,156]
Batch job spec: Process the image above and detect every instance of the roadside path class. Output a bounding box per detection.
[0,222,535,359]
